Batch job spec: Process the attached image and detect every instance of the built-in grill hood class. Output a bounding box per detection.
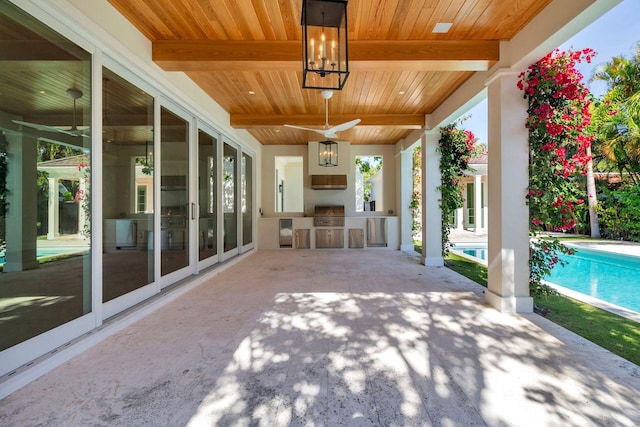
[314,205,345,227]
[311,175,347,190]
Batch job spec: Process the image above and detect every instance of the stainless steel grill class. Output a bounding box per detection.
[314,205,345,227]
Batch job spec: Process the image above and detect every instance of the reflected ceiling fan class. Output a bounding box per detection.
[284,90,360,139]
[13,88,89,138]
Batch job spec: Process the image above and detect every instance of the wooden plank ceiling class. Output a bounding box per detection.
[108,0,553,145]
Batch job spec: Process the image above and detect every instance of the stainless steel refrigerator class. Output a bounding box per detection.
[366,218,387,247]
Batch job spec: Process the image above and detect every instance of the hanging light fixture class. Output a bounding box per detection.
[318,140,338,167]
[301,0,349,90]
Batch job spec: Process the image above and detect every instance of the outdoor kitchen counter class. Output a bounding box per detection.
[257,216,399,250]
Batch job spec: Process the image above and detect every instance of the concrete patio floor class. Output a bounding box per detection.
[1,249,639,426]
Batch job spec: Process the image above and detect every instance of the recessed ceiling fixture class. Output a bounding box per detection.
[398,91,405,95]
[301,0,350,90]
[432,22,453,33]
[248,90,255,95]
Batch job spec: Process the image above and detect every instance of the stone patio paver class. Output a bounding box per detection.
[1,249,639,426]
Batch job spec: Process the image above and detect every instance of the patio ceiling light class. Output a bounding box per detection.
[318,140,338,167]
[301,0,349,91]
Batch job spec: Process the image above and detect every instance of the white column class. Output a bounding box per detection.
[4,134,39,272]
[474,174,482,233]
[485,69,532,313]
[398,143,415,252]
[455,207,463,230]
[47,177,60,240]
[421,130,443,266]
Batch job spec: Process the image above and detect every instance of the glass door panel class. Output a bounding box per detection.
[223,142,238,253]
[160,108,189,276]
[198,129,217,261]
[0,2,92,352]
[242,152,253,247]
[102,68,155,302]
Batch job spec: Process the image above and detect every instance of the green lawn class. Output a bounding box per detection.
[445,253,640,366]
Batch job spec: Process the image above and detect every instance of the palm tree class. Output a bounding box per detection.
[590,45,640,184]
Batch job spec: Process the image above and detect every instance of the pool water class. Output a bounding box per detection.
[456,245,640,314]
[0,247,86,264]
[461,247,487,261]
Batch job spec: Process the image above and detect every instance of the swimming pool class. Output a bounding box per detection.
[454,244,640,314]
[0,247,88,264]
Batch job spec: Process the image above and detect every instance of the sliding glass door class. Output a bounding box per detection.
[241,151,253,250]
[102,68,155,305]
[198,128,217,265]
[222,141,238,260]
[160,107,190,279]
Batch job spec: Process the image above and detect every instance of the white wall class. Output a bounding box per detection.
[284,162,303,211]
[261,143,397,217]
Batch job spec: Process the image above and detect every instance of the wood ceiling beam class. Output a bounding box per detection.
[153,40,499,72]
[231,114,424,129]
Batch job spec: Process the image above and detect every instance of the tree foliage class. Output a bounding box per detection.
[590,44,640,184]
[356,156,382,203]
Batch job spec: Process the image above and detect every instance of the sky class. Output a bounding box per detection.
[461,0,640,146]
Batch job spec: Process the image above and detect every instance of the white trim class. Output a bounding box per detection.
[91,49,104,327]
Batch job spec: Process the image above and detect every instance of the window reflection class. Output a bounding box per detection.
[198,130,217,261]
[102,68,155,302]
[160,108,189,276]
[223,143,237,252]
[0,2,91,350]
[242,152,252,246]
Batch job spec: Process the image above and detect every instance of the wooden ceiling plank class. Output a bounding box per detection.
[232,0,268,40]
[156,0,204,39]
[278,0,302,40]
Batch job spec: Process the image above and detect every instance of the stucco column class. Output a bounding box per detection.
[4,133,39,272]
[47,177,60,240]
[398,142,415,252]
[421,130,443,267]
[474,174,482,233]
[485,69,532,313]
[455,207,463,230]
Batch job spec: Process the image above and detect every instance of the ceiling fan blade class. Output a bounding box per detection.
[327,119,361,133]
[284,124,325,134]
[13,120,82,137]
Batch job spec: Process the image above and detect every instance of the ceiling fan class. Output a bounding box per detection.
[284,90,360,139]
[13,88,89,138]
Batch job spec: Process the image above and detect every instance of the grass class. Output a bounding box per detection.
[445,253,640,366]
